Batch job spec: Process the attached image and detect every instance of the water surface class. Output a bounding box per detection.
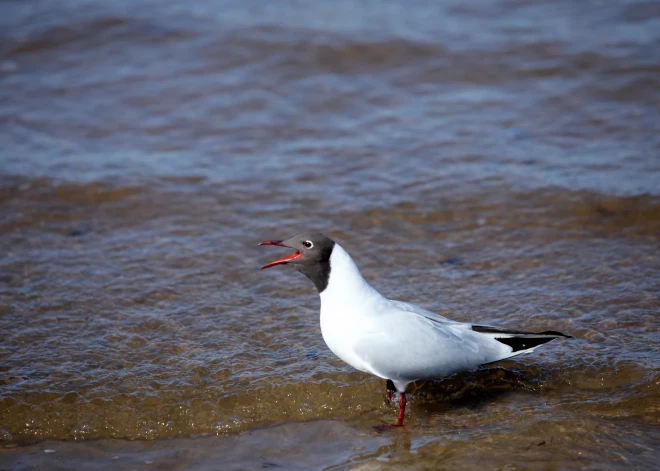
[1,0,659,469]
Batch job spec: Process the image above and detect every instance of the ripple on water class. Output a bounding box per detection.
[1,0,659,468]
[1,175,659,444]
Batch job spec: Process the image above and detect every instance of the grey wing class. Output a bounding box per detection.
[354,304,512,382]
[388,299,460,325]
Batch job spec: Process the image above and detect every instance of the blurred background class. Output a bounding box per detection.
[1,0,659,469]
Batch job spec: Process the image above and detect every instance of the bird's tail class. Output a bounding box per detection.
[471,325,572,353]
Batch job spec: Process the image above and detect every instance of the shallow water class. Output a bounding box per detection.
[1,0,659,469]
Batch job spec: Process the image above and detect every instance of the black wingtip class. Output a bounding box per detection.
[472,325,572,338]
[494,336,560,352]
[472,325,573,352]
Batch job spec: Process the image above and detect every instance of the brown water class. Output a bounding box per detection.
[1,0,660,469]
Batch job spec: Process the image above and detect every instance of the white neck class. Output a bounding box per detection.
[319,243,384,306]
[317,243,387,373]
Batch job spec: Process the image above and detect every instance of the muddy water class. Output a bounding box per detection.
[1,0,659,469]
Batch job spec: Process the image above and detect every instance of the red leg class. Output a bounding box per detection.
[396,392,407,426]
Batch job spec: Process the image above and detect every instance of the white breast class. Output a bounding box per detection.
[318,244,388,376]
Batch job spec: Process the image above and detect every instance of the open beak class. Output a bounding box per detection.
[259,240,302,269]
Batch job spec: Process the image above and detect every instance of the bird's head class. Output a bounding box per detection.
[259,232,335,292]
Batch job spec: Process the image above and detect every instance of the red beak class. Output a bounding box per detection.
[259,240,303,269]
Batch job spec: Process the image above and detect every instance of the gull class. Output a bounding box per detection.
[260,232,571,426]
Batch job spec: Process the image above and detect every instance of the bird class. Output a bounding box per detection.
[259,232,571,426]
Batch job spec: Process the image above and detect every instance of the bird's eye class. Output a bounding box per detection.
[303,241,313,249]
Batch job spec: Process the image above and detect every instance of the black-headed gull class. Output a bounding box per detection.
[260,232,571,426]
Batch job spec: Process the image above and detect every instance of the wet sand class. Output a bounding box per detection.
[1,421,392,471]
